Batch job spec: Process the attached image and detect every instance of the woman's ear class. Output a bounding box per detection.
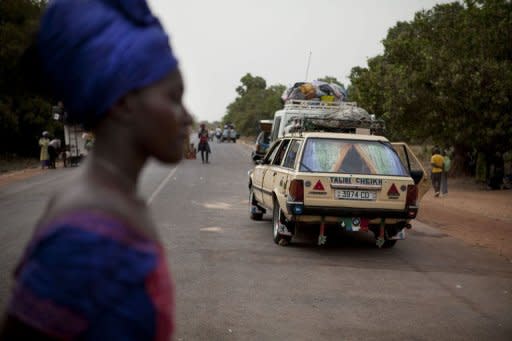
[108,92,140,125]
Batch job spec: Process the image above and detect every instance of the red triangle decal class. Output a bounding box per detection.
[313,180,325,191]
[387,183,400,196]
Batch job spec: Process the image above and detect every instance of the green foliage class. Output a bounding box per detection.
[0,0,53,157]
[223,73,285,136]
[349,0,512,173]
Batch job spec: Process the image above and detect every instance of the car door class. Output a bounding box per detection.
[392,142,430,200]
[254,140,281,205]
[262,139,291,207]
[279,139,302,205]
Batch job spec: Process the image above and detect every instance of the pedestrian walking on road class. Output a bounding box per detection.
[38,131,50,169]
[430,146,444,197]
[1,1,192,340]
[198,123,211,163]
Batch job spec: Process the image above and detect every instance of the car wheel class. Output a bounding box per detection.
[272,199,292,246]
[249,187,263,221]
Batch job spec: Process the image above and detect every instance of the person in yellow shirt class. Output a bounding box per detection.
[430,147,444,197]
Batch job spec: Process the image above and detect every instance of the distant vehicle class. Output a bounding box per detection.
[248,130,428,248]
[221,124,237,143]
[251,119,273,163]
[215,127,222,142]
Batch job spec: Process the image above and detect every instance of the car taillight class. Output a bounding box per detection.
[406,184,418,218]
[288,179,304,202]
[406,185,418,206]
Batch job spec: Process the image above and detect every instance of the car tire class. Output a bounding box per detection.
[249,187,263,221]
[272,199,292,246]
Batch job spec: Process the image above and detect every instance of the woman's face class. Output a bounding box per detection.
[131,70,192,163]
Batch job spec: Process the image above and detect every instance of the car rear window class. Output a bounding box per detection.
[299,138,408,176]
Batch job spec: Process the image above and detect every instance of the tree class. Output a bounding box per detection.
[349,0,512,175]
[224,73,285,136]
[0,0,55,157]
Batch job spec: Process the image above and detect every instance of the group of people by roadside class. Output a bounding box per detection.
[430,146,451,197]
[38,131,61,169]
[431,146,510,194]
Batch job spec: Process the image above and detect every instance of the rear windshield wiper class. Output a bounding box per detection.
[299,162,314,172]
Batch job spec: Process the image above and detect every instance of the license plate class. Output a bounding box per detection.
[335,190,376,201]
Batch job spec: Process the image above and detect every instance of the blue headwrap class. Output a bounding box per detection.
[38,0,178,127]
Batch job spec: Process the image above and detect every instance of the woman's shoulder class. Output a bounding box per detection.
[9,208,167,341]
[29,208,158,264]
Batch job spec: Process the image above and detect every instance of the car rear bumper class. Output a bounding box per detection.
[286,203,418,220]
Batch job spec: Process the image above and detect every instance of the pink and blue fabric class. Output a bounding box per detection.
[7,211,174,341]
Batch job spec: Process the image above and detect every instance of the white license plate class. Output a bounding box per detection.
[335,190,376,201]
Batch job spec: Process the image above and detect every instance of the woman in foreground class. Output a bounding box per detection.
[0,0,192,340]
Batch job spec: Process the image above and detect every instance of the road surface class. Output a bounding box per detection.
[0,140,511,340]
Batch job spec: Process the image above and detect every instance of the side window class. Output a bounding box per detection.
[393,144,409,170]
[283,140,302,169]
[264,141,281,164]
[270,117,281,142]
[272,139,291,166]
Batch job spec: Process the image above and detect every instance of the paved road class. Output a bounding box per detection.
[1,140,511,340]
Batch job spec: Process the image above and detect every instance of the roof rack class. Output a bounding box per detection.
[283,100,358,111]
[285,117,386,136]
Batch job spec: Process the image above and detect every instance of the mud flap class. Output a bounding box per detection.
[318,218,327,245]
[376,219,386,248]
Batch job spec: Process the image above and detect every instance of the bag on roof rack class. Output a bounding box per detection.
[281,80,347,103]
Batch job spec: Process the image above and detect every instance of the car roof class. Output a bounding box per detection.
[281,132,390,142]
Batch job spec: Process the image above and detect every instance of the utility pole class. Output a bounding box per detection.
[304,51,312,81]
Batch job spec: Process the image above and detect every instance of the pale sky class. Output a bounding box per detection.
[148,0,453,123]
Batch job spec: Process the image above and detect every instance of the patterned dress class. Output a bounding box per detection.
[7,210,174,341]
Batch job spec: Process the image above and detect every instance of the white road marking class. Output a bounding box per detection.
[147,166,178,205]
[200,227,223,232]
[203,202,232,210]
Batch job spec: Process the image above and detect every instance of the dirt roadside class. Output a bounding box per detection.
[417,177,512,261]
[0,167,46,188]
[1,167,511,260]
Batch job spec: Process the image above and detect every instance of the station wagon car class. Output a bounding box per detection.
[248,132,428,248]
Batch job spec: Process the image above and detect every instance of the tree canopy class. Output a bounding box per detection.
[0,0,57,157]
[348,0,511,172]
[222,73,286,136]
